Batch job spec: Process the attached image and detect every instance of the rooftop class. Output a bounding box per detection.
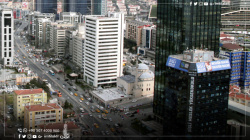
[92,88,129,102]
[228,100,250,116]
[39,121,79,131]
[167,49,231,73]
[138,63,149,70]
[14,88,44,95]
[119,75,135,83]
[221,38,233,41]
[25,103,62,112]
[149,5,157,18]
[222,43,243,50]
[220,34,232,38]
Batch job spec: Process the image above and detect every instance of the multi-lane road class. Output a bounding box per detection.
[14,20,143,137]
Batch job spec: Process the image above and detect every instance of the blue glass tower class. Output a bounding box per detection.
[36,0,57,14]
[64,0,91,15]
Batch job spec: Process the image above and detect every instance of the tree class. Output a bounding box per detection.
[64,100,69,109]
[69,103,73,109]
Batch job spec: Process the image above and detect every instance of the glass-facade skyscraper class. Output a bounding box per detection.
[154,0,223,135]
[36,0,57,14]
[64,0,91,15]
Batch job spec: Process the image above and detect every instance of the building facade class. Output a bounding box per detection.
[72,31,85,69]
[13,89,47,120]
[164,50,231,135]
[27,12,55,45]
[220,49,250,89]
[24,103,63,129]
[36,0,57,14]
[84,12,124,87]
[0,8,14,66]
[59,12,82,25]
[64,0,91,15]
[117,63,154,98]
[92,0,107,15]
[35,18,52,48]
[154,0,222,126]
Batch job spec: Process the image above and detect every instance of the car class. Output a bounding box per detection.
[57,77,60,80]
[96,109,100,113]
[74,93,78,96]
[132,99,137,103]
[101,131,105,135]
[114,124,119,128]
[64,79,69,81]
[80,97,84,101]
[125,112,130,115]
[106,123,110,128]
[98,115,101,119]
[109,118,112,122]
[85,102,89,105]
[70,92,73,95]
[62,84,65,88]
[68,88,71,91]
[91,109,95,113]
[110,128,115,132]
[130,114,135,117]
[74,88,78,91]
[80,108,84,113]
[46,71,48,74]
[89,113,92,117]
[94,123,99,128]
[79,99,82,103]
[105,131,110,135]
[7,125,13,128]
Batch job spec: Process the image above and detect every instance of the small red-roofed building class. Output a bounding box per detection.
[24,103,63,129]
[13,88,47,120]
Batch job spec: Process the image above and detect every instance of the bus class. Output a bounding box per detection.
[49,70,55,76]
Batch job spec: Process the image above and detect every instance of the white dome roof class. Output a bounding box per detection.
[139,71,154,79]
[138,63,149,70]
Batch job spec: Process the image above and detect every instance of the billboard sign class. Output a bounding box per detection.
[166,57,188,72]
[196,59,231,73]
[22,2,28,10]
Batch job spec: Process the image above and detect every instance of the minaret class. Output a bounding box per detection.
[134,54,139,89]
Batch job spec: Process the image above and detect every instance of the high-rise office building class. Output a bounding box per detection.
[0,8,14,66]
[220,44,250,89]
[92,0,107,15]
[164,50,231,135]
[154,0,223,135]
[36,0,57,14]
[84,12,124,87]
[64,0,91,15]
[154,0,222,124]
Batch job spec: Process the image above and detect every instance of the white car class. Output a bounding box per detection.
[70,92,73,96]
[80,108,84,113]
[79,99,82,103]
[85,102,89,105]
[132,99,137,103]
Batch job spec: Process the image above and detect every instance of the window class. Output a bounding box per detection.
[142,89,143,91]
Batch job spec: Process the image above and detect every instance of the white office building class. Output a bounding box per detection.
[72,25,85,69]
[0,8,14,66]
[84,12,124,87]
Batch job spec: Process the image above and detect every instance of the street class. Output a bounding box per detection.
[13,20,153,138]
